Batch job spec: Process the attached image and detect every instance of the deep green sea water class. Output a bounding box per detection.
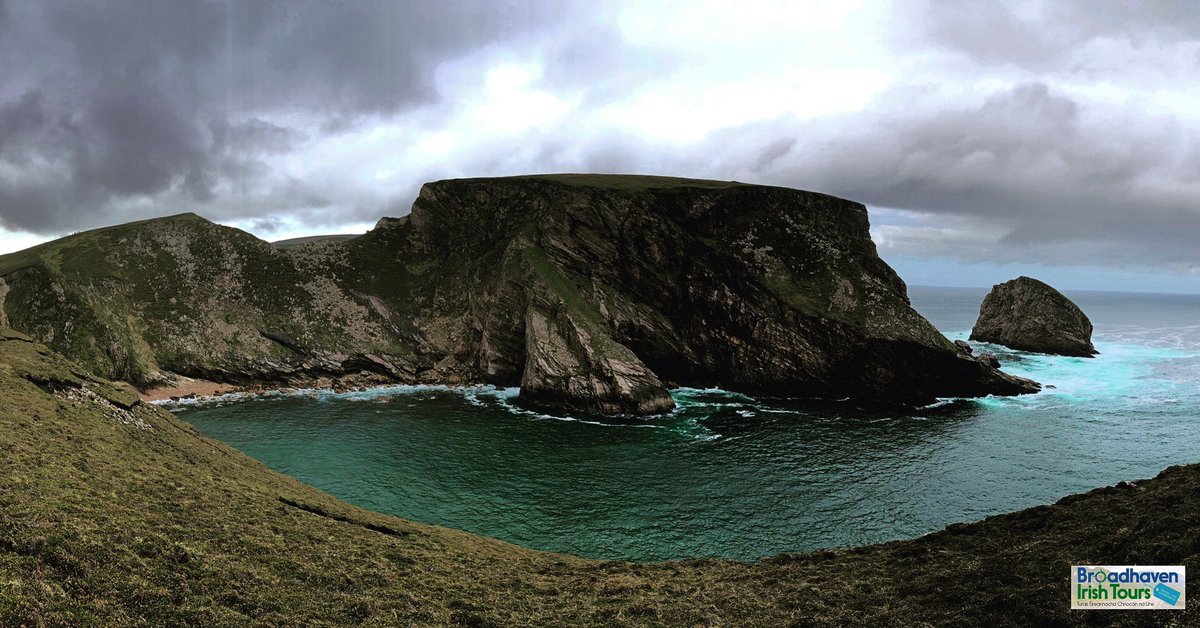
[173,286,1200,562]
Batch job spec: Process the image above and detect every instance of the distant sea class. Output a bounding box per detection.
[175,286,1200,562]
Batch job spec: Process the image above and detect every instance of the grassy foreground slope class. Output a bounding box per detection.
[0,329,1196,626]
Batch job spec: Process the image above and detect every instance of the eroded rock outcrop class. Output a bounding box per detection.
[0,175,1039,414]
[520,303,674,415]
[970,276,1097,357]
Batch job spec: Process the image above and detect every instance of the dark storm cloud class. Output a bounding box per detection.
[0,91,48,154]
[44,0,581,115]
[0,0,592,233]
[77,90,211,199]
[0,83,220,230]
[212,118,304,155]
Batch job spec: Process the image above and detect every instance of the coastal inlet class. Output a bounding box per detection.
[174,286,1200,562]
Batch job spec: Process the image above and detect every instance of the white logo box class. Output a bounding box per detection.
[1072,565,1185,610]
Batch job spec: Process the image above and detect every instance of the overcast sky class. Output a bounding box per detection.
[1,0,1198,292]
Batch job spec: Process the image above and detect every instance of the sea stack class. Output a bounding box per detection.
[970,276,1097,357]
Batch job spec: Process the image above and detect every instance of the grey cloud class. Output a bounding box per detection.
[44,0,593,116]
[537,22,676,108]
[731,82,1200,267]
[75,89,210,199]
[377,69,1200,272]
[911,0,1200,71]
[213,118,305,155]
[247,217,284,233]
[0,182,65,233]
[913,3,1067,70]
[0,91,49,158]
[752,138,797,174]
[0,85,218,231]
[0,0,595,233]
[1,0,1198,282]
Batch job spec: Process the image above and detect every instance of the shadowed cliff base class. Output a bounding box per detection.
[0,175,1037,416]
[0,330,1192,626]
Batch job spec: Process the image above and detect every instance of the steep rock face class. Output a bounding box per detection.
[0,175,1039,413]
[395,175,1038,407]
[970,276,1097,357]
[520,303,674,415]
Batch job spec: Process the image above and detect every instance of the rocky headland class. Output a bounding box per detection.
[0,175,1038,413]
[970,276,1098,357]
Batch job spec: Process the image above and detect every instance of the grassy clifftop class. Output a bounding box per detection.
[0,213,209,277]
[1,330,1196,625]
[457,173,753,191]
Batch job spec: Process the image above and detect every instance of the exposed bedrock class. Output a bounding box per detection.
[970,276,1097,357]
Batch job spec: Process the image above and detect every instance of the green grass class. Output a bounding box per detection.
[271,234,361,249]
[446,173,754,192]
[2,330,1198,626]
[0,213,208,277]
[0,212,412,385]
[521,246,606,330]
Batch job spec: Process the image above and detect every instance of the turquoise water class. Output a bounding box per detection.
[174,286,1200,562]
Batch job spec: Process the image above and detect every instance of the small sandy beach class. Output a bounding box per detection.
[130,377,240,403]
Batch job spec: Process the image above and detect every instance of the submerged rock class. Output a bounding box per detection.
[970,276,1097,357]
[0,175,1040,414]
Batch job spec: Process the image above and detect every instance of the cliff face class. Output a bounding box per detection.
[970,276,1097,357]
[0,175,1038,413]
